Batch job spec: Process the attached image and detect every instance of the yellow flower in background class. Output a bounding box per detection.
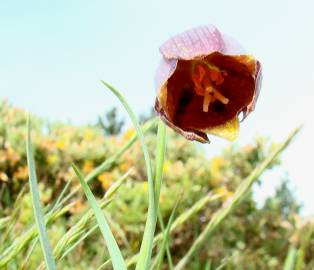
[98,172,114,190]
[83,129,95,141]
[123,128,135,141]
[142,182,148,192]
[209,177,221,187]
[243,144,254,153]
[41,138,55,151]
[163,160,171,174]
[0,172,8,182]
[209,156,225,186]
[56,139,66,150]
[47,154,58,166]
[210,156,224,175]
[119,162,130,173]
[7,147,20,166]
[108,136,118,146]
[83,160,94,174]
[213,186,233,202]
[70,200,87,214]
[13,166,28,181]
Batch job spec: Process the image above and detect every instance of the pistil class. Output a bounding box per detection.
[192,63,229,113]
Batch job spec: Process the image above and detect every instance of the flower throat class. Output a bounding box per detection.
[192,62,229,113]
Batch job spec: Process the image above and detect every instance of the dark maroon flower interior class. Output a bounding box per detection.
[165,52,255,131]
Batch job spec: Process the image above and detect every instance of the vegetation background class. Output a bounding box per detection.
[0,101,311,269]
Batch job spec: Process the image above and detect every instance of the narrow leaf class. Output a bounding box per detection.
[72,164,126,270]
[174,126,301,270]
[102,81,155,270]
[156,199,180,270]
[284,247,297,270]
[26,116,56,270]
[101,193,222,269]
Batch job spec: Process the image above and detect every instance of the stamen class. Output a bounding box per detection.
[202,86,229,113]
[192,63,229,113]
[212,89,229,105]
[203,90,212,112]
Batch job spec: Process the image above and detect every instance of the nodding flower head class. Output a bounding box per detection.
[154,25,262,143]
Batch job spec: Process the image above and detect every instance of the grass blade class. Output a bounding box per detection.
[72,163,127,270]
[154,120,166,209]
[60,224,98,260]
[101,193,223,269]
[174,126,301,270]
[153,120,169,268]
[295,223,313,270]
[125,194,223,268]
[102,81,155,270]
[56,117,157,211]
[50,178,72,212]
[156,210,174,270]
[0,217,11,230]
[0,119,156,267]
[26,116,56,270]
[39,169,131,268]
[0,203,72,267]
[284,247,297,270]
[155,199,180,270]
[0,185,27,249]
[21,238,39,270]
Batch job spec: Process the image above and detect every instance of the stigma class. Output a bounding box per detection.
[192,63,229,112]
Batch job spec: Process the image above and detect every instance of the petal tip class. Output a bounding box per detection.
[154,98,210,143]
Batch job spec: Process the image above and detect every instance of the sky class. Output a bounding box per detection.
[1,1,313,214]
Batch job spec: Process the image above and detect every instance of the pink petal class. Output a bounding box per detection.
[156,25,250,91]
[221,33,246,55]
[154,57,177,92]
[159,25,224,60]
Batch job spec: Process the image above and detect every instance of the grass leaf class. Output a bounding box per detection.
[102,81,156,270]
[0,119,157,267]
[58,117,157,209]
[60,168,131,262]
[101,192,222,269]
[26,116,56,270]
[72,163,127,270]
[155,199,180,270]
[174,126,301,270]
[154,120,167,209]
[284,247,297,270]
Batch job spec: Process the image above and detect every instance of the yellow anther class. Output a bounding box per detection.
[192,62,229,113]
[211,88,229,105]
[203,90,212,112]
[202,86,229,113]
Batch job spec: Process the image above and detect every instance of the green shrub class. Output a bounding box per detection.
[0,100,311,269]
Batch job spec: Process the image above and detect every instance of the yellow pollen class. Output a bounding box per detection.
[202,86,229,112]
[192,63,229,113]
[203,90,212,113]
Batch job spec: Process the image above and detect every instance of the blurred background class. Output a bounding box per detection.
[0,0,314,269]
[1,0,312,214]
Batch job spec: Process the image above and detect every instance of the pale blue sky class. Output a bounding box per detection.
[1,1,313,214]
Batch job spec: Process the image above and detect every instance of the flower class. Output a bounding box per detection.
[154,25,262,143]
[82,160,94,173]
[98,172,114,190]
